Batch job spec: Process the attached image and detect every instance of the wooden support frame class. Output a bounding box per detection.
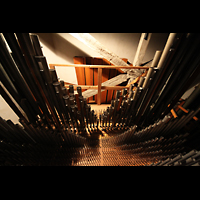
[49,64,150,70]
[49,63,149,104]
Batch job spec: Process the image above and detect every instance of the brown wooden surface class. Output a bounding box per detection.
[93,58,103,103]
[105,60,113,103]
[72,57,133,104]
[73,57,87,102]
[97,68,102,105]
[85,57,94,102]
[98,58,116,103]
[50,57,146,104]
[102,58,110,103]
[73,57,86,87]
[111,66,119,101]
[49,61,148,105]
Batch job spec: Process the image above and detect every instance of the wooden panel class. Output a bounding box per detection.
[73,57,86,86]
[112,70,120,100]
[102,58,110,104]
[85,57,94,102]
[97,68,102,105]
[107,68,117,102]
[101,57,111,107]
[73,57,131,104]
[110,60,118,101]
[106,58,128,103]
[73,56,87,102]
[110,58,128,101]
[103,58,111,104]
[93,58,103,103]
[106,64,113,103]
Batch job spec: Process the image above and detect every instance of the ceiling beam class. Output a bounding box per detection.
[69,33,141,74]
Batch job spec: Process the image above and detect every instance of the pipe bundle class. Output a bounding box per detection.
[0,33,200,166]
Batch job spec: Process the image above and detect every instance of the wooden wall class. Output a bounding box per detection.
[73,56,129,104]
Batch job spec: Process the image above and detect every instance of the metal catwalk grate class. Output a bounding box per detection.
[73,145,168,166]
